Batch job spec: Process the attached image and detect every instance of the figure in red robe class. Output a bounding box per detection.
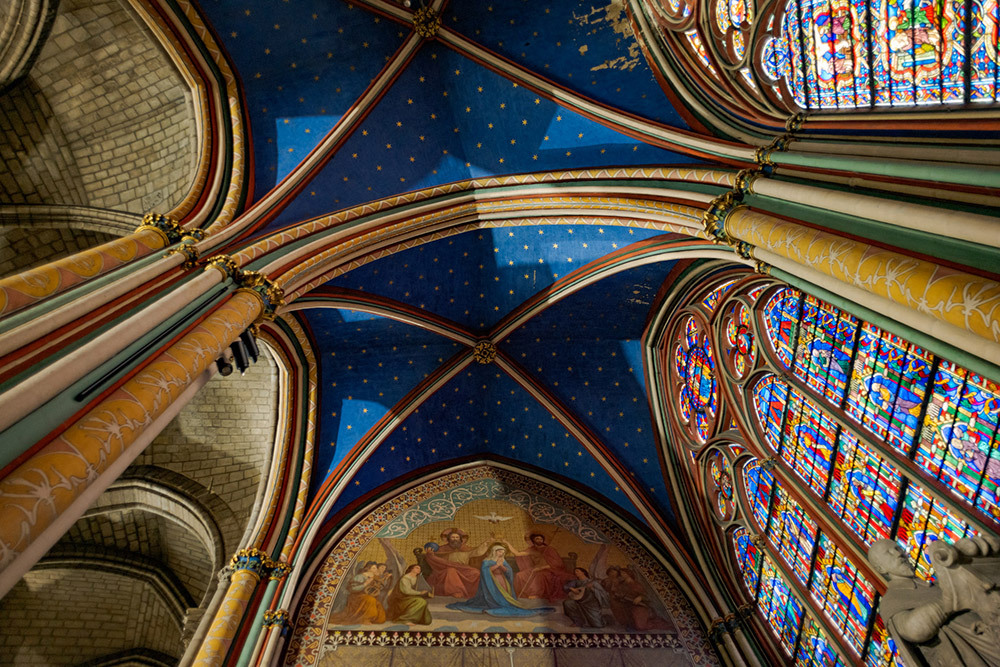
[505,533,576,602]
[423,528,492,598]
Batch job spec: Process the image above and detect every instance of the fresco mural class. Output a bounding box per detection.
[286,466,715,666]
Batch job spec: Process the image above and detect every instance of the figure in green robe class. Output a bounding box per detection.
[387,564,434,625]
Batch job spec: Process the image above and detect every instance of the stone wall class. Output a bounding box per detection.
[0,0,197,213]
[0,225,116,277]
[0,568,182,665]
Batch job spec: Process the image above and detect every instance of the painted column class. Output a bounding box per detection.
[0,289,263,594]
[235,562,292,667]
[0,214,197,318]
[722,206,1000,365]
[193,549,271,667]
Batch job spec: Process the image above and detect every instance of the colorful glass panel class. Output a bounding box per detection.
[759,556,806,656]
[685,29,720,77]
[914,359,1000,523]
[772,0,993,107]
[970,0,999,101]
[865,613,904,667]
[768,484,819,585]
[726,302,757,378]
[702,279,737,313]
[753,375,789,450]
[796,615,847,666]
[676,317,719,442]
[745,458,775,529]
[828,431,901,545]
[793,295,858,404]
[781,387,839,496]
[845,322,932,453]
[763,287,801,368]
[810,533,876,654]
[896,482,979,580]
[734,526,762,595]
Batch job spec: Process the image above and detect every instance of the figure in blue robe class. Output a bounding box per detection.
[447,544,554,617]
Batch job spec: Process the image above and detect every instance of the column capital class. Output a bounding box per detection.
[262,609,289,628]
[137,213,185,244]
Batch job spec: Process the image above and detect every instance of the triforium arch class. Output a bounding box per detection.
[650,263,1000,665]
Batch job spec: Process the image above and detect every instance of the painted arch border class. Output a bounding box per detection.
[282,461,719,666]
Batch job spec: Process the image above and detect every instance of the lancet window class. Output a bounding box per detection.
[649,0,1000,112]
[661,272,1000,665]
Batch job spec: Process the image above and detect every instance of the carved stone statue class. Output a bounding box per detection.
[868,537,1000,667]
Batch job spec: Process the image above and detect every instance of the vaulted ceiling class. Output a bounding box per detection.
[197,0,708,533]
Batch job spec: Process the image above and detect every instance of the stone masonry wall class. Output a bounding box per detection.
[135,348,279,540]
[0,0,197,213]
[0,568,182,665]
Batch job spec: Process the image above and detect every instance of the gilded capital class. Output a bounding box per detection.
[137,213,185,244]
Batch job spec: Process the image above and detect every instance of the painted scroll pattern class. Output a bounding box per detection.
[0,292,261,570]
[725,207,1000,344]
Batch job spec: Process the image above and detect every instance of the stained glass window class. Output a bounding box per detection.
[845,322,933,453]
[914,360,1000,522]
[745,458,775,529]
[675,316,718,442]
[895,482,979,580]
[725,301,757,379]
[758,556,805,656]
[827,431,901,545]
[763,287,801,368]
[796,616,848,666]
[767,485,819,585]
[809,533,876,655]
[673,275,1000,665]
[734,526,762,594]
[767,0,997,107]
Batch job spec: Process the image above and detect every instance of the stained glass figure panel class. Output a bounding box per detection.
[702,279,738,313]
[796,615,848,666]
[793,295,858,404]
[753,374,789,451]
[970,0,1000,101]
[745,457,775,530]
[896,482,979,580]
[763,287,801,369]
[759,556,806,656]
[768,484,819,585]
[914,359,1000,524]
[828,431,901,545]
[864,612,905,667]
[734,526,763,595]
[845,322,932,453]
[781,387,839,496]
[809,533,876,655]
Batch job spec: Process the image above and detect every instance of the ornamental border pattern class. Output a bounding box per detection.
[283,466,718,666]
[322,630,686,650]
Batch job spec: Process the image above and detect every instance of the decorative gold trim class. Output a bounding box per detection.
[324,631,684,650]
[165,244,199,269]
[263,609,289,628]
[412,6,441,38]
[205,254,240,280]
[473,340,497,364]
[136,212,184,244]
[237,270,285,321]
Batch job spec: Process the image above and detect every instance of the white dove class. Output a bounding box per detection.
[473,512,513,524]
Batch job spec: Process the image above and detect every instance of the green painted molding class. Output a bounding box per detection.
[746,194,1000,274]
[0,285,231,467]
[772,150,1000,188]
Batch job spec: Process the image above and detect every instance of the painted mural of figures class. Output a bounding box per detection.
[447,544,555,617]
[608,568,675,631]
[387,564,434,625]
[329,561,387,625]
[502,532,576,601]
[422,528,493,598]
[563,567,611,628]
